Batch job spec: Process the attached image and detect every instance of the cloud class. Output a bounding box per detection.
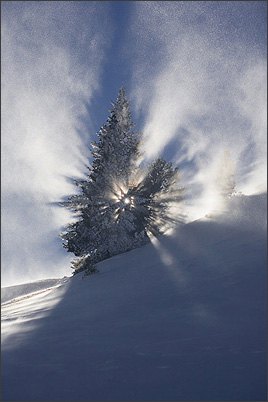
[129,1,267,220]
[2,2,112,286]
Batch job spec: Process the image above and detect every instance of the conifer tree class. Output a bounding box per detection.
[60,88,185,275]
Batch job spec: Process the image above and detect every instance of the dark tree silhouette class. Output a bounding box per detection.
[60,88,185,275]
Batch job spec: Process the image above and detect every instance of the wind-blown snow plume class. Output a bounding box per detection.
[129,1,267,220]
[2,2,266,285]
[2,2,111,286]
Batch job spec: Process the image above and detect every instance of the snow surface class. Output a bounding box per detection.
[1,279,63,305]
[1,193,267,401]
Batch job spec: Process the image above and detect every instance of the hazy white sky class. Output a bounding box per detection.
[2,1,267,286]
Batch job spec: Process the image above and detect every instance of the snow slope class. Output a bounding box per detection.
[1,193,267,401]
[1,278,64,304]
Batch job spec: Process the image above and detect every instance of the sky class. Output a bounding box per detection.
[2,1,267,286]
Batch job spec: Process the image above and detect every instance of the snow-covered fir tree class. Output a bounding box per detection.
[60,88,185,275]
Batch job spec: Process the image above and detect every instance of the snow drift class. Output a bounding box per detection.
[1,193,267,401]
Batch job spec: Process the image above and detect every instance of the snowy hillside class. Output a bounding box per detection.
[1,278,64,304]
[1,193,267,401]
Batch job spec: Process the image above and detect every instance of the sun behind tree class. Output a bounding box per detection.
[60,87,185,275]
